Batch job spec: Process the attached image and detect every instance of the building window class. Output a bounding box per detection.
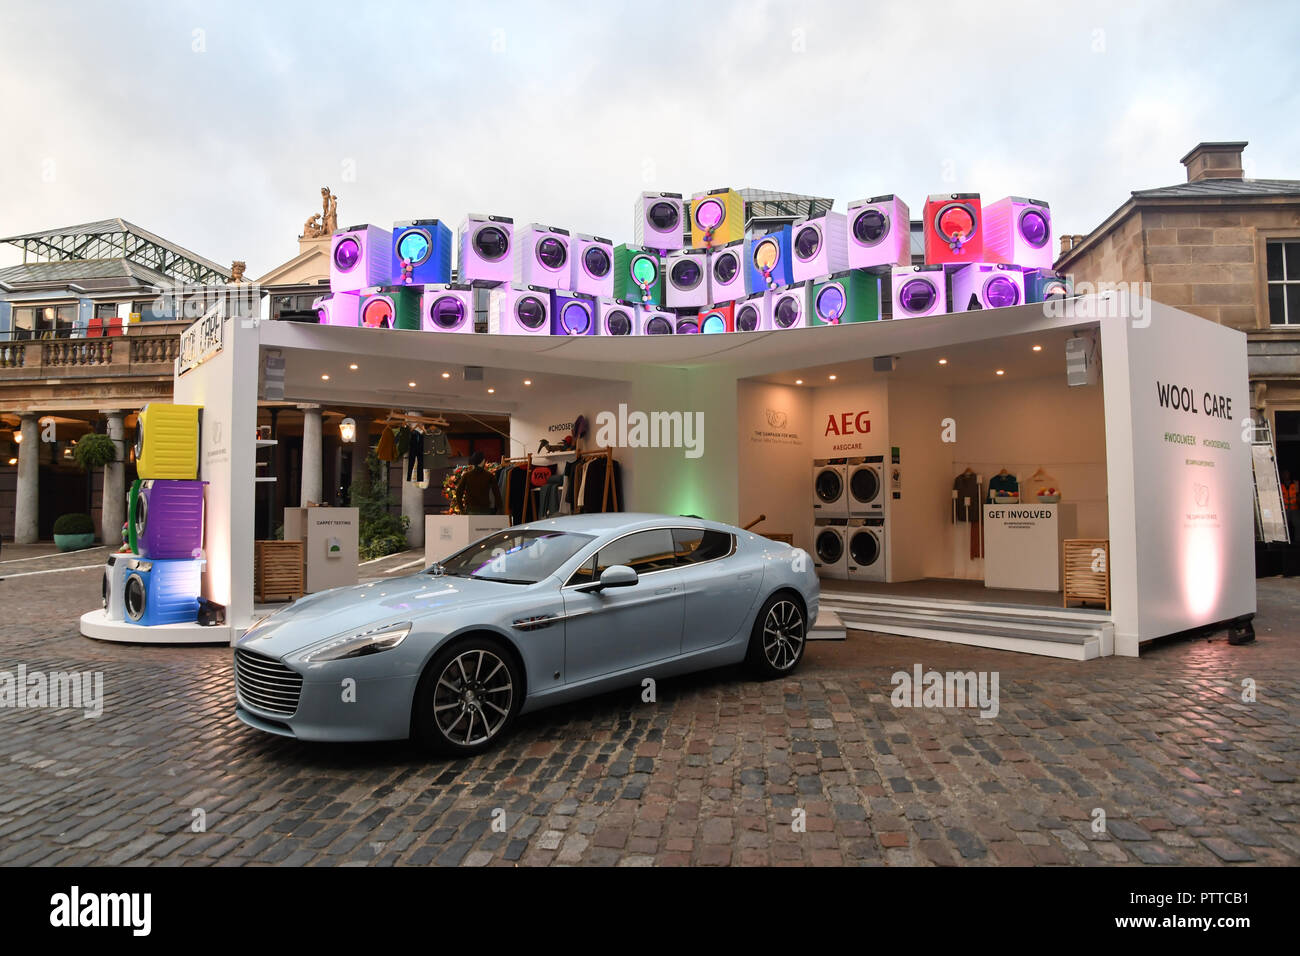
[1266,240,1300,325]
[94,303,118,319]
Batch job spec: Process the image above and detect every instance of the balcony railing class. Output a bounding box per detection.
[0,324,185,377]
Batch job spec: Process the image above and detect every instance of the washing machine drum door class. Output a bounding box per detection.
[850,466,879,504]
[850,530,880,567]
[124,573,148,622]
[101,568,110,609]
[605,308,632,336]
[474,225,510,261]
[815,529,843,563]
[134,493,150,540]
[815,468,843,504]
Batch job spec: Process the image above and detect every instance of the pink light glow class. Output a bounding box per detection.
[1182,525,1222,619]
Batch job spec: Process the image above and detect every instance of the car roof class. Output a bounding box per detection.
[519,512,730,536]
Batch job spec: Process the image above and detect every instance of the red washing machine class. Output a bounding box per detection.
[923,193,983,265]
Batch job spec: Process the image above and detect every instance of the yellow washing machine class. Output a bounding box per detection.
[690,188,744,248]
[135,403,201,480]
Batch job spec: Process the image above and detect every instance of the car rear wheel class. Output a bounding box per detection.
[746,592,807,679]
[413,637,522,756]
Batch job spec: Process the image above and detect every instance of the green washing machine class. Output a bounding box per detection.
[612,244,663,306]
[810,270,881,327]
[360,285,422,331]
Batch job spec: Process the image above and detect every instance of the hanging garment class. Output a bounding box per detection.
[987,472,1019,500]
[580,457,624,513]
[375,426,397,462]
[394,426,412,459]
[407,429,425,483]
[426,429,451,469]
[952,472,980,521]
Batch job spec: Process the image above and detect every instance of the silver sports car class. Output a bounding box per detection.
[234,513,818,754]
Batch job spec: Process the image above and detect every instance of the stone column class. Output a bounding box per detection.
[349,413,372,501]
[14,413,39,544]
[402,462,425,550]
[299,404,323,506]
[101,410,127,547]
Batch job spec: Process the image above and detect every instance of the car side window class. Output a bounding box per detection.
[565,556,597,589]
[594,529,678,576]
[672,528,733,564]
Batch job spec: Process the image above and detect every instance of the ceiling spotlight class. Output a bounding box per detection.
[996,369,1005,376]
[1032,345,1042,352]
[6,458,16,466]
[523,379,532,386]
[795,379,803,385]
[408,381,417,388]
[441,372,451,379]
[488,388,496,394]
[349,363,359,370]
[321,374,330,381]
[938,359,948,366]
[828,374,837,381]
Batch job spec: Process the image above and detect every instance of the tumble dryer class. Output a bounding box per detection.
[791,212,848,284]
[846,195,911,269]
[846,517,885,582]
[635,304,675,336]
[707,240,746,303]
[331,224,392,293]
[514,224,572,291]
[612,245,663,306]
[698,303,733,334]
[488,284,551,335]
[812,458,848,516]
[551,291,598,336]
[1023,269,1073,303]
[135,403,200,481]
[690,188,744,248]
[458,214,514,286]
[633,191,685,251]
[421,283,476,333]
[314,291,360,327]
[360,285,421,330]
[733,291,769,332]
[391,219,452,285]
[102,554,129,622]
[674,313,701,334]
[122,557,204,626]
[664,249,709,308]
[924,193,983,265]
[747,226,793,293]
[571,234,615,298]
[950,263,1024,312]
[770,283,811,330]
[812,519,848,580]
[891,265,947,318]
[811,270,881,327]
[846,456,884,515]
[596,298,637,336]
[983,197,1052,270]
[129,479,206,559]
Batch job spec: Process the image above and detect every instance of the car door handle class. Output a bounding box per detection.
[654,586,675,595]
[738,572,753,580]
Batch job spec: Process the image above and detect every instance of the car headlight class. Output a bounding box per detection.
[300,621,413,663]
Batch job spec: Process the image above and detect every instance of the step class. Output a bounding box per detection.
[808,607,846,641]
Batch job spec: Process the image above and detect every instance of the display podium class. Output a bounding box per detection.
[983,502,1077,591]
[283,507,359,593]
[425,515,511,566]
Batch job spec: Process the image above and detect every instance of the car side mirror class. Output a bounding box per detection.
[577,564,638,593]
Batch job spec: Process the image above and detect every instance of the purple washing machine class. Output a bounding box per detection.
[633,191,685,251]
[551,291,598,335]
[331,224,393,293]
[791,211,848,284]
[514,224,572,291]
[636,304,675,335]
[664,248,709,308]
[770,283,811,329]
[314,291,360,327]
[983,197,1053,270]
[128,479,206,559]
[890,265,947,318]
[571,233,615,298]
[488,284,551,335]
[707,239,746,303]
[950,263,1025,312]
[846,195,911,269]
[733,291,770,332]
[421,283,476,333]
[596,298,637,336]
[458,213,514,286]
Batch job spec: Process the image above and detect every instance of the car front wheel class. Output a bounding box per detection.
[413,637,522,755]
[746,592,807,679]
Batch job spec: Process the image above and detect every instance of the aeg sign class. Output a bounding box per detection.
[824,411,870,436]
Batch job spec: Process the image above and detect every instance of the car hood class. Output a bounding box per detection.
[237,573,537,658]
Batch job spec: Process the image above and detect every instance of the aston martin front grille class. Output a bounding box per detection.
[235,648,303,717]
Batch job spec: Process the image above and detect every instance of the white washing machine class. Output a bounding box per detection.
[102,553,129,622]
[847,455,884,515]
[812,458,848,516]
[813,519,848,580]
[846,517,885,582]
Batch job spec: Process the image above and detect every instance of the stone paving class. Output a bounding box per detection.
[0,547,1296,866]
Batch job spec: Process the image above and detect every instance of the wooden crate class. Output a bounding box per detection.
[1063,538,1110,610]
[255,540,304,603]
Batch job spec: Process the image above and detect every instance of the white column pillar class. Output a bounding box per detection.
[402,461,425,549]
[299,404,323,506]
[14,413,39,544]
[101,410,126,547]
[349,413,371,502]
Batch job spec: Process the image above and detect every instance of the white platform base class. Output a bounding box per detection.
[80,608,233,645]
[808,608,846,641]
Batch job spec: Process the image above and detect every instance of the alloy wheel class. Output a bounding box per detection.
[762,600,805,671]
[432,649,514,746]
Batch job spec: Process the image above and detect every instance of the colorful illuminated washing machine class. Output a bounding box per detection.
[551,291,598,336]
[635,304,675,335]
[674,313,701,334]
[633,191,685,251]
[846,195,911,269]
[612,245,663,306]
[770,283,811,330]
[458,214,514,286]
[690,188,744,248]
[707,240,746,303]
[983,197,1053,270]
[846,517,885,582]
[314,291,360,327]
[135,404,200,480]
[747,226,793,293]
[812,458,848,517]
[890,265,947,318]
[812,519,848,580]
[421,283,476,333]
[330,224,392,293]
[924,193,983,265]
[391,219,452,285]
[514,224,572,291]
[596,298,637,336]
[122,557,204,626]
[733,291,769,332]
[571,234,615,298]
[1023,269,1074,303]
[791,212,848,284]
[128,479,206,559]
[360,286,421,330]
[102,554,129,622]
[698,303,734,334]
[488,284,551,335]
[950,263,1025,312]
[664,249,709,308]
[811,270,881,327]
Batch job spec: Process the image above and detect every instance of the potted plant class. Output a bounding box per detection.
[72,432,118,472]
[53,513,96,551]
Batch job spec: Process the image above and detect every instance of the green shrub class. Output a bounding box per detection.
[351,452,410,560]
[73,433,118,471]
[53,513,95,535]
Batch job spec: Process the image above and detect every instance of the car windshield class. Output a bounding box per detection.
[430,530,595,584]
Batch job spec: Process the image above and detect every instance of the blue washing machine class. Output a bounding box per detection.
[746,225,793,293]
[392,219,453,285]
[122,557,203,626]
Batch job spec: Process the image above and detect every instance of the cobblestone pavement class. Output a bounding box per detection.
[1,551,1297,866]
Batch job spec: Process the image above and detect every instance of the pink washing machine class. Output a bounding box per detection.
[733,292,769,332]
[633,191,685,251]
[459,214,514,285]
[596,298,637,336]
[514,224,571,291]
[846,195,911,269]
[487,284,551,334]
[664,249,709,308]
[770,283,811,330]
[571,233,614,298]
[791,212,848,284]
[421,283,476,333]
[315,292,360,327]
[950,263,1025,312]
[890,266,947,318]
[983,197,1053,270]
[636,304,675,335]
[707,240,746,303]
[331,224,392,293]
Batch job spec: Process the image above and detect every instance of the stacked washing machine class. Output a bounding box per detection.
[812,455,886,582]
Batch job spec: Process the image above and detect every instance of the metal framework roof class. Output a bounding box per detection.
[739,188,834,225]
[0,218,230,285]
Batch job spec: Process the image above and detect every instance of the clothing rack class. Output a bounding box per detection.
[499,453,537,522]
[383,409,450,429]
[574,446,619,514]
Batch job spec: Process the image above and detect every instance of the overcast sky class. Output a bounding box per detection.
[1,0,1297,276]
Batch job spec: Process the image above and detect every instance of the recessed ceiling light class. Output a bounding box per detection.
[6,458,15,466]
[441,372,451,379]
[1032,345,1042,352]
[938,358,948,365]
[996,369,1005,376]
[321,374,330,381]
[523,379,532,386]
[408,381,417,388]
[795,379,803,385]
[349,363,359,369]
[828,374,837,381]
[487,388,496,394]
